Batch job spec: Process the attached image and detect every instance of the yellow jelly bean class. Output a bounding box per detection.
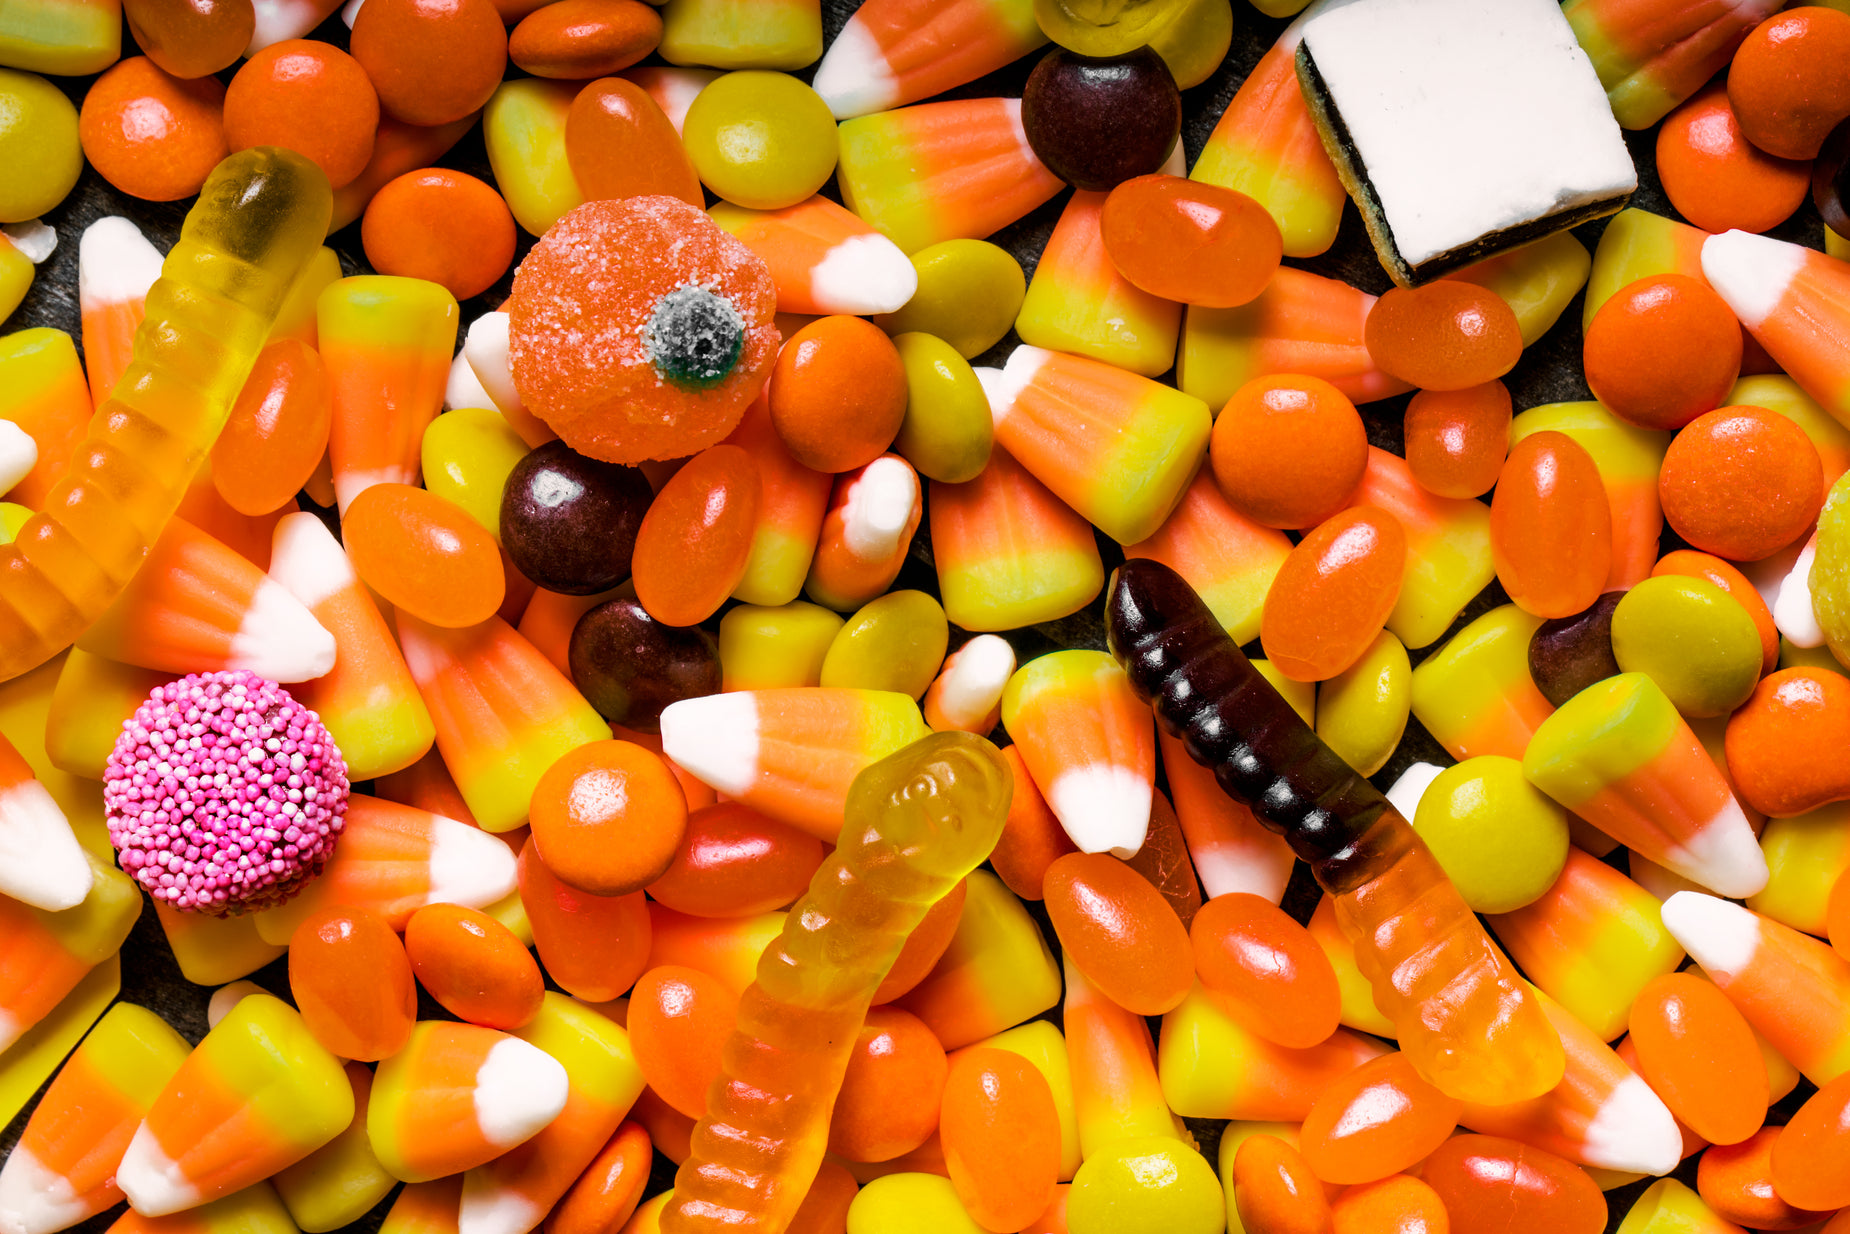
[847,1173,987,1234]
[718,600,843,691]
[681,71,836,211]
[485,79,585,238]
[1252,659,1313,728]
[1411,756,1569,914]
[421,407,530,540]
[0,69,81,223]
[818,589,950,701]
[1314,629,1410,777]
[892,332,993,484]
[1067,1135,1224,1234]
[873,239,1026,360]
[1610,575,1763,719]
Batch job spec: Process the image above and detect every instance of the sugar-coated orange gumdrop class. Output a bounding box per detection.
[506,195,779,465]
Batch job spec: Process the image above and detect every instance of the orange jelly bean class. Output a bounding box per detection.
[645,801,824,918]
[1098,174,1283,308]
[565,77,703,206]
[872,876,966,1005]
[343,482,506,628]
[1363,282,1521,392]
[941,1047,1061,1233]
[518,837,652,1001]
[1190,891,1341,1049]
[1403,380,1511,500]
[1330,1175,1449,1234]
[769,315,909,475]
[1232,1134,1334,1234]
[1419,1136,1604,1234]
[288,905,418,1062]
[1727,6,1850,160]
[631,444,762,627]
[1771,1070,1850,1211]
[1628,972,1768,1147]
[1299,1052,1464,1185]
[1724,667,1850,818]
[362,170,518,302]
[827,1005,947,1163]
[988,747,1077,902]
[1653,549,1780,672]
[1259,506,1407,682]
[1490,430,1613,619]
[789,1160,858,1234]
[403,902,546,1030]
[211,338,331,517]
[546,1120,654,1234]
[79,56,229,202]
[1697,1126,1835,1230]
[350,0,508,127]
[224,40,379,191]
[628,964,740,1120]
[530,739,688,897]
[1659,404,1824,562]
[1209,374,1368,531]
[1584,274,1744,431]
[509,0,661,79]
[1657,85,1810,234]
[1042,851,1193,1016]
[122,0,252,79]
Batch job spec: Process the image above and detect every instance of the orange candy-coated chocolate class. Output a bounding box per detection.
[1657,85,1810,234]
[646,802,824,918]
[403,902,546,1030]
[1728,7,1850,160]
[941,1048,1061,1232]
[566,78,703,206]
[519,837,652,1001]
[632,444,763,627]
[1042,851,1193,1016]
[1330,1175,1449,1234]
[1299,1052,1463,1185]
[1260,506,1406,682]
[769,316,909,475]
[79,57,229,202]
[1419,1136,1604,1234]
[1403,380,1511,500]
[1099,174,1282,309]
[122,0,252,79]
[212,338,331,517]
[1772,1071,1850,1211]
[1490,430,1613,619]
[1653,549,1780,672]
[530,739,689,896]
[1231,1135,1334,1234]
[344,482,506,628]
[1363,282,1521,393]
[1628,972,1768,1146]
[224,41,379,191]
[1583,274,1743,431]
[288,905,418,1061]
[629,964,741,1120]
[510,0,661,78]
[1209,374,1368,531]
[1190,891,1341,1049]
[362,170,517,302]
[827,1005,947,1163]
[1659,405,1824,562]
[871,877,966,1005]
[547,1121,654,1234]
[351,0,508,126]
[1698,1126,1835,1230]
[1724,667,1850,817]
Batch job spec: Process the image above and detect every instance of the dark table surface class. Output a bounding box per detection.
[3,2,1835,1231]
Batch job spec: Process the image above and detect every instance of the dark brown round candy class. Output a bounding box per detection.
[1528,592,1624,709]
[1814,116,1850,241]
[1021,45,1180,193]
[500,440,652,595]
[569,595,721,732]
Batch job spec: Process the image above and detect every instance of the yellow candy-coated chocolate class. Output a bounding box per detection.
[1412,756,1569,915]
[819,590,950,701]
[421,407,530,540]
[891,332,993,484]
[846,1174,987,1234]
[874,240,1025,360]
[1314,629,1409,777]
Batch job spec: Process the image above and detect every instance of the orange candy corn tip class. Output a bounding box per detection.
[0,733,91,911]
[77,217,163,403]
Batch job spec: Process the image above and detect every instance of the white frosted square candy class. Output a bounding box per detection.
[1298,0,1637,285]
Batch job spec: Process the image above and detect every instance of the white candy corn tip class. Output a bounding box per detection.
[1,220,56,265]
[1047,764,1153,859]
[0,1009,18,1055]
[268,511,358,612]
[115,1121,203,1217]
[0,420,40,496]
[935,635,1015,730]
[340,0,364,27]
[0,779,93,912]
[0,1143,86,1234]
[1385,761,1444,822]
[1701,230,1807,330]
[463,312,523,417]
[447,350,498,413]
[207,980,267,1029]
[230,579,338,682]
[1775,538,1824,649]
[810,233,918,316]
[636,68,718,135]
[77,217,163,311]
[812,19,899,120]
[473,1037,569,1149]
[1581,1074,1683,1177]
[429,816,520,911]
[660,692,760,799]
[246,0,327,54]
[1669,800,1769,900]
[841,458,920,561]
[1660,891,1762,980]
[977,346,1052,430]
[457,1175,543,1234]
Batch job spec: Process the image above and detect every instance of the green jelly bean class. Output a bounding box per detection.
[718,600,842,691]
[1315,629,1410,778]
[1411,755,1570,914]
[874,239,1026,360]
[681,70,836,210]
[421,407,530,540]
[1610,575,1763,718]
[0,69,81,223]
[819,589,949,701]
[891,332,993,484]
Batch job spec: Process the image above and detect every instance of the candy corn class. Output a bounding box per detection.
[461,313,554,449]
[271,1062,396,1233]
[484,80,586,241]
[656,0,821,70]
[1124,471,1292,647]
[804,455,922,613]
[0,222,53,325]
[0,852,140,1054]
[1345,447,1496,650]
[107,1183,299,1234]
[378,1178,462,1234]
[1410,605,1553,762]
[0,729,88,911]
[895,870,1062,1051]
[721,390,831,608]
[1703,230,1850,429]
[1063,958,1183,1157]
[76,217,163,405]
[0,0,118,76]
[152,905,286,989]
[922,635,1014,736]
[247,0,341,51]
[1014,191,1180,379]
[1158,731,1294,904]
[710,196,917,317]
[1563,0,1781,129]
[1584,207,1710,329]
[0,327,91,509]
[659,687,929,841]
[813,0,1044,118]
[1448,231,1591,347]
[1511,402,1670,592]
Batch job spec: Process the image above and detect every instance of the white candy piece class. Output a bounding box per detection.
[0,421,39,496]
[1,220,57,265]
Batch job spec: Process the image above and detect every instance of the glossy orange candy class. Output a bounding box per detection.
[1260,506,1407,682]
[1419,1136,1604,1234]
[566,78,703,206]
[628,964,740,1120]
[769,316,908,475]
[288,905,418,1062]
[403,902,545,1030]
[79,56,229,202]
[224,40,379,191]
[1299,1052,1463,1185]
[1657,85,1810,234]
[1209,374,1369,531]
[343,482,506,628]
[1098,174,1282,308]
[1583,274,1743,431]
[1490,430,1612,619]
[122,0,252,78]
[1653,549,1780,672]
[1628,972,1768,1146]
[790,1161,858,1234]
[1363,282,1521,392]
[872,877,967,1004]
[518,837,652,1002]
[1772,1070,1850,1211]
[631,444,762,627]
[350,0,508,126]
[546,1121,653,1234]
[1403,380,1511,500]
[1330,1175,1449,1234]
[1231,1134,1334,1234]
[1725,667,1850,818]
[1659,405,1824,562]
[529,740,688,897]
[509,0,661,78]
[1042,852,1193,1016]
[827,1006,947,1163]
[212,338,331,517]
[1728,7,1850,160]
[988,747,1076,902]
[1697,1125,1835,1230]
[362,170,517,301]
[1190,892,1341,1049]
[645,801,824,918]
[941,1048,1061,1233]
